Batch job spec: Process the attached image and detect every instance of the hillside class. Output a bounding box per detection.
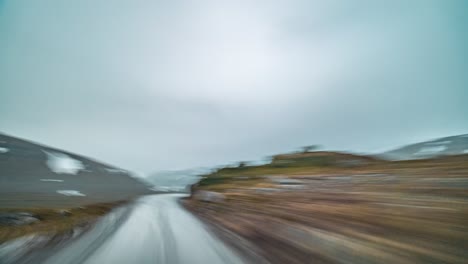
[185,150,468,263]
[381,134,468,160]
[0,133,152,208]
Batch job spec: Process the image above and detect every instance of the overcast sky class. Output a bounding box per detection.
[1,0,467,175]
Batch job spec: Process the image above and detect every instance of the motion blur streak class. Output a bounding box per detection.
[44,194,243,264]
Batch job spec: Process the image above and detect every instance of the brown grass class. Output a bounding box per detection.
[186,153,468,264]
[0,201,125,243]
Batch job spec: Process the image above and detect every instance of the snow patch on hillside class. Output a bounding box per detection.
[40,179,64,182]
[44,151,84,174]
[105,168,126,174]
[426,140,451,145]
[0,147,9,153]
[415,146,447,156]
[57,190,86,196]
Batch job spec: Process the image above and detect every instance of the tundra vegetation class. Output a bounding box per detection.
[185,151,468,264]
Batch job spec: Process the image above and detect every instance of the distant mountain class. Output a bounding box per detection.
[0,133,152,208]
[381,134,468,160]
[147,168,211,192]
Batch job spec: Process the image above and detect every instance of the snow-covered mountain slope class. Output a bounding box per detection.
[381,134,468,160]
[0,133,152,208]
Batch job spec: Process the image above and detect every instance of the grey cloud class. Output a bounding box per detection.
[1,0,467,174]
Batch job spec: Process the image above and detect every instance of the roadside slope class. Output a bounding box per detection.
[186,151,468,264]
[0,133,152,208]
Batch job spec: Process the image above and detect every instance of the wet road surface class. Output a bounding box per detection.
[44,194,244,264]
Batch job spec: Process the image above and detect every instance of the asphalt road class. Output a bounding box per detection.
[43,194,244,264]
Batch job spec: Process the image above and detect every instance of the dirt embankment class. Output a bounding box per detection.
[185,152,468,264]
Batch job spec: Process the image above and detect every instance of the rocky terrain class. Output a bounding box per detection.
[185,150,468,263]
